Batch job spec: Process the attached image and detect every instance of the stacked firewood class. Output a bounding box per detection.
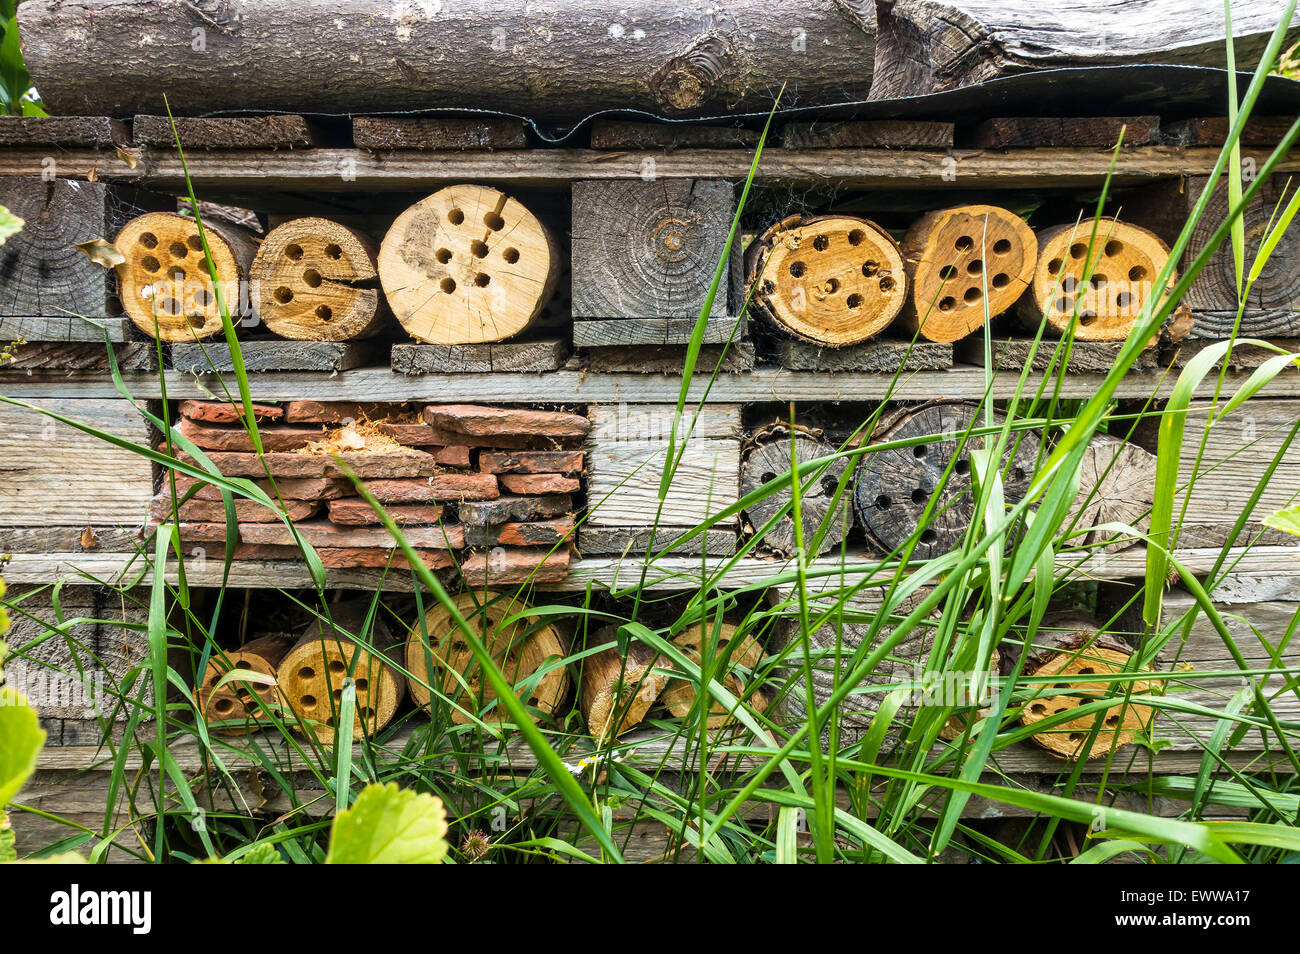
[149,400,585,583]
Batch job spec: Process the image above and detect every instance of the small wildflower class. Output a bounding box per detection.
[461,829,491,862]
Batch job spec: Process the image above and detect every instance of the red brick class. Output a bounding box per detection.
[479,450,583,474]
[238,519,463,550]
[498,473,580,495]
[282,401,410,423]
[405,424,572,450]
[170,450,440,479]
[150,495,318,524]
[179,400,283,424]
[328,498,445,526]
[460,547,570,585]
[376,422,442,445]
[166,473,352,501]
[316,548,456,571]
[177,418,322,453]
[363,473,498,504]
[462,519,575,548]
[457,494,573,526]
[433,445,472,468]
[423,404,590,439]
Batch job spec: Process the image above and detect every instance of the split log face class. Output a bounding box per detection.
[659,622,765,728]
[1065,433,1156,552]
[378,185,560,344]
[1019,630,1153,760]
[1018,218,1177,342]
[853,403,1041,559]
[251,217,385,341]
[580,633,667,742]
[405,590,569,724]
[114,212,254,341]
[746,214,905,346]
[195,633,294,734]
[898,205,1036,342]
[740,427,852,557]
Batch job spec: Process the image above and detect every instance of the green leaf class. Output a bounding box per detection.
[236,842,287,865]
[1264,503,1300,536]
[0,203,22,245]
[325,782,449,864]
[0,686,45,808]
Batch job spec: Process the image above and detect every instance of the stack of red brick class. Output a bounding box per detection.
[148,401,587,584]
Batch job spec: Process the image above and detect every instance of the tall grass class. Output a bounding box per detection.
[3,9,1300,863]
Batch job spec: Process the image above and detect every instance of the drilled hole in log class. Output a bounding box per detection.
[993,239,1012,255]
[938,296,956,311]
[447,208,464,225]
[1048,257,1063,274]
[789,261,806,278]
[955,459,970,475]
[880,276,896,293]
[1105,240,1124,257]
[761,471,777,484]
[139,232,158,249]
[955,235,974,252]
[1116,292,1133,309]
[1056,297,1071,313]
[329,660,345,675]
[297,666,315,681]
[440,277,457,294]
[1093,273,1109,288]
[1069,733,1084,743]
[301,694,317,708]
[141,255,160,273]
[862,260,879,276]
[1013,466,1026,481]
[333,689,342,703]
[992,272,1010,289]
[912,445,927,459]
[285,243,304,261]
[169,241,188,260]
[964,286,982,304]
[848,229,865,245]
[315,305,332,321]
[234,660,251,669]
[876,494,892,509]
[1030,703,1047,714]
[324,243,343,260]
[820,476,839,497]
[939,265,958,280]
[1079,667,1095,675]
[823,277,840,293]
[273,286,293,304]
[920,529,938,545]
[847,293,863,308]
[355,678,368,692]
[302,268,322,288]
[812,234,829,251]
[484,211,505,231]
[911,487,927,503]
[967,259,983,275]
[1071,243,1090,259]
[471,240,489,258]
[1106,714,1120,727]
[502,247,520,263]
[1128,265,1147,282]
[214,698,235,716]
[187,235,204,253]
[474,273,491,287]
[435,248,452,264]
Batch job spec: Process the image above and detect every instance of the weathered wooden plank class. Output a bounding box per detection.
[0,398,152,527]
[131,114,323,149]
[0,525,145,553]
[0,116,126,148]
[573,317,745,348]
[769,337,953,372]
[955,337,1158,373]
[353,116,527,151]
[0,341,156,371]
[1162,338,1300,370]
[577,525,737,557]
[584,342,755,373]
[588,402,742,442]
[1163,116,1295,147]
[171,340,386,372]
[971,116,1159,149]
[589,120,758,150]
[586,438,741,527]
[0,315,132,343]
[14,769,148,862]
[391,338,568,374]
[781,119,954,150]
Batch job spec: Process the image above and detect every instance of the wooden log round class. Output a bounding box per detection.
[853,402,1041,559]
[659,622,765,728]
[379,185,561,344]
[897,205,1036,342]
[195,633,295,734]
[1016,218,1178,341]
[745,213,906,346]
[279,605,405,743]
[405,589,569,724]
[251,217,386,341]
[580,631,667,742]
[740,424,852,557]
[1065,432,1156,552]
[114,211,256,341]
[1014,620,1153,760]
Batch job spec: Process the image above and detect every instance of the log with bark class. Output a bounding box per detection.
[1065,432,1157,552]
[870,0,1299,99]
[1016,217,1186,343]
[379,185,561,344]
[580,631,667,742]
[251,217,387,341]
[405,590,569,724]
[1004,616,1153,761]
[658,622,766,728]
[896,205,1036,343]
[17,0,876,122]
[278,603,405,743]
[114,211,256,341]
[853,402,1041,559]
[195,633,294,733]
[740,422,853,557]
[745,213,906,346]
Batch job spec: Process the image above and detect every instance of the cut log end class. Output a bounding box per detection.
[748,214,906,346]
[252,217,386,341]
[899,205,1036,342]
[580,637,667,742]
[379,185,559,344]
[659,623,765,728]
[1067,433,1156,552]
[196,633,295,733]
[740,429,852,557]
[114,212,254,342]
[1019,218,1176,342]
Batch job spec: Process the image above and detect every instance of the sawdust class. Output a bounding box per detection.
[297,419,408,456]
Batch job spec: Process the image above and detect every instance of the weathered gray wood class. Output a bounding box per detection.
[170,339,385,372]
[970,116,1159,149]
[19,0,875,121]
[0,315,131,343]
[353,116,527,151]
[391,338,568,374]
[576,525,736,557]
[571,179,739,321]
[741,431,852,557]
[870,0,1299,98]
[1163,116,1296,147]
[0,116,126,148]
[769,337,952,372]
[588,403,743,442]
[955,337,1158,373]
[1064,433,1155,552]
[589,121,758,150]
[781,120,954,150]
[131,114,323,149]
[0,398,153,527]
[573,318,745,348]
[587,438,740,528]
[15,769,147,862]
[0,525,145,553]
[1162,337,1300,369]
[0,341,157,371]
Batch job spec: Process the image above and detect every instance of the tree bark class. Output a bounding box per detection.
[18,0,875,123]
[871,0,1300,99]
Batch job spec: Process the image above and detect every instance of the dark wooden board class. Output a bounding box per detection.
[171,340,386,372]
[584,342,755,373]
[131,114,323,149]
[0,315,132,343]
[577,525,737,557]
[1163,116,1295,147]
[970,115,1159,148]
[352,115,527,151]
[782,119,954,150]
[1162,337,1300,370]
[955,338,1158,373]
[573,317,745,348]
[767,337,952,372]
[0,116,126,148]
[589,120,758,150]
[391,338,568,374]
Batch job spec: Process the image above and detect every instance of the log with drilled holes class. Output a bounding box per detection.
[1016,217,1182,342]
[405,590,569,724]
[740,423,852,556]
[378,185,561,344]
[896,205,1036,342]
[195,633,294,734]
[580,632,667,742]
[658,621,765,729]
[251,217,387,341]
[114,211,256,341]
[279,603,405,744]
[1065,433,1156,552]
[852,402,1041,559]
[745,213,906,346]
[1007,617,1153,760]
